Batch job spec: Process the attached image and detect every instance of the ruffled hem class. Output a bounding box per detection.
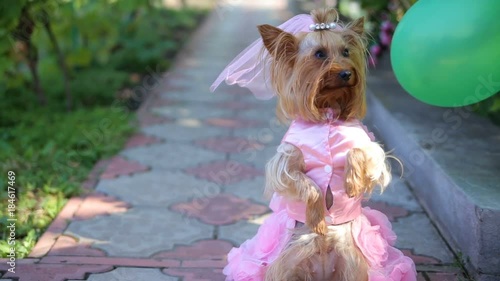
[223,210,295,281]
[353,207,417,281]
[223,207,416,281]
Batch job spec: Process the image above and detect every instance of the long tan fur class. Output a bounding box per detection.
[265,143,327,235]
[345,142,392,198]
[265,224,368,281]
[258,8,391,281]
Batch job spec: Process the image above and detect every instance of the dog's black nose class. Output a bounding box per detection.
[339,70,351,81]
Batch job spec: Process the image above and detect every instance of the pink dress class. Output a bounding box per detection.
[224,112,417,281]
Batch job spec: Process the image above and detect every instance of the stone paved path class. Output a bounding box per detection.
[1,1,463,280]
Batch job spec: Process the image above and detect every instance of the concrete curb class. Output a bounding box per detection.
[364,91,500,281]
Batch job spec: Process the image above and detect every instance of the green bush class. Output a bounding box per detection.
[473,92,500,125]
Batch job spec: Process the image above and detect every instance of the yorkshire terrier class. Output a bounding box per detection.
[217,8,416,281]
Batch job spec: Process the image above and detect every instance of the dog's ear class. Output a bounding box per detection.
[349,16,365,36]
[257,24,297,64]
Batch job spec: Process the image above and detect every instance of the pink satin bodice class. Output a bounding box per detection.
[269,111,375,225]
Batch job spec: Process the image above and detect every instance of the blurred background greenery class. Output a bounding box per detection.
[0,0,210,257]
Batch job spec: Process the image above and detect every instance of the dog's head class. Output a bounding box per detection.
[258,8,367,122]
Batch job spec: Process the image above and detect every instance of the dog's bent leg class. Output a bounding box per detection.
[345,142,391,198]
[266,143,327,235]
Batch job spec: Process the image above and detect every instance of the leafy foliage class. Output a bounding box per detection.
[0,0,207,110]
[473,92,500,125]
[0,0,208,257]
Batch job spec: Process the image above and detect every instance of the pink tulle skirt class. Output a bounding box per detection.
[223,207,416,281]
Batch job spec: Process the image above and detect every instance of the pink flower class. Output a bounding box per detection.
[380,32,392,47]
[381,21,394,32]
[352,215,389,268]
[360,226,388,268]
[370,44,382,56]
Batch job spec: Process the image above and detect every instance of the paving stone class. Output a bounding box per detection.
[162,79,209,93]
[215,84,255,98]
[153,240,232,260]
[47,235,106,256]
[164,268,224,281]
[229,145,278,170]
[185,160,262,185]
[67,267,178,281]
[426,272,459,281]
[40,256,180,268]
[163,72,191,83]
[205,117,263,128]
[224,176,268,205]
[236,105,284,123]
[392,213,454,264]
[82,158,111,191]
[0,259,38,268]
[138,111,174,127]
[165,73,213,88]
[100,156,149,179]
[369,176,423,212]
[218,214,271,245]
[152,104,232,120]
[401,249,441,265]
[195,136,264,153]
[363,201,409,222]
[171,193,268,225]
[122,143,223,170]
[125,134,162,149]
[148,98,179,109]
[142,123,230,142]
[2,264,112,281]
[96,171,220,207]
[232,126,286,147]
[162,90,231,103]
[73,192,130,221]
[177,55,228,69]
[181,259,227,268]
[217,100,258,110]
[65,208,213,257]
[174,64,228,79]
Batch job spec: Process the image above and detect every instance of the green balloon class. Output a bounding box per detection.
[391,0,500,107]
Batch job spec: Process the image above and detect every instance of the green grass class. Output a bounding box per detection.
[452,252,475,281]
[0,107,134,257]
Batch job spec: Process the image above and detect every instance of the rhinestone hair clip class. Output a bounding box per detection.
[309,22,337,31]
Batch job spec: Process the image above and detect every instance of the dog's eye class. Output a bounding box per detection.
[342,48,350,57]
[314,50,327,60]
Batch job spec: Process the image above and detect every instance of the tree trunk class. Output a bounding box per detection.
[13,7,46,106]
[41,10,72,111]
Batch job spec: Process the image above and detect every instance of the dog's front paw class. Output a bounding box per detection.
[345,144,391,197]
